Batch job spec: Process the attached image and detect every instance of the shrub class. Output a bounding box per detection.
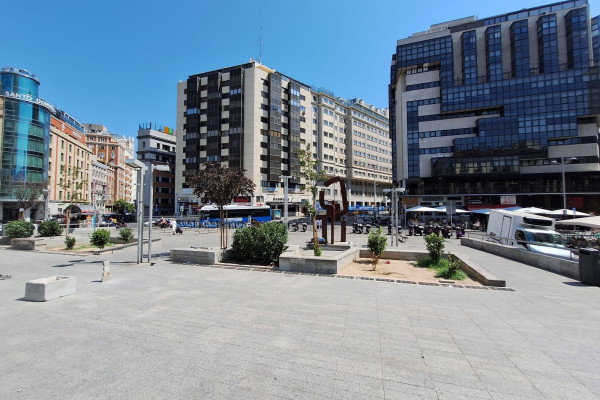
[424,233,445,262]
[252,222,288,265]
[64,236,76,250]
[38,220,63,237]
[4,220,34,238]
[231,222,288,265]
[90,229,110,249]
[232,226,256,261]
[119,227,134,243]
[367,226,387,269]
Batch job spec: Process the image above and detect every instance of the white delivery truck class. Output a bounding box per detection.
[486,209,573,260]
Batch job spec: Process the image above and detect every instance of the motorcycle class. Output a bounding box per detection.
[455,225,465,239]
[289,221,298,231]
[442,225,452,239]
[301,222,307,232]
[352,222,363,234]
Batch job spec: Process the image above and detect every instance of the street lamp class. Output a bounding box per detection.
[125,158,146,264]
[551,157,579,218]
[148,164,170,264]
[279,175,292,225]
[42,189,50,220]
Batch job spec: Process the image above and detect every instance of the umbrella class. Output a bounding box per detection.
[549,209,590,217]
[555,215,600,228]
[406,206,440,212]
[519,207,552,214]
[434,206,470,213]
[471,208,490,215]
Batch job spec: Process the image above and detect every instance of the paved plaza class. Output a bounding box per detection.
[1,226,599,399]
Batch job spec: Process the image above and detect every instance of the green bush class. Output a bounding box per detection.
[367,226,387,268]
[231,222,288,265]
[232,226,256,261]
[119,227,134,243]
[90,229,110,249]
[38,220,63,237]
[424,233,445,262]
[64,236,76,250]
[4,220,34,238]
[435,255,467,280]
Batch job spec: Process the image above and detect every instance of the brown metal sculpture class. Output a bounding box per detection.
[317,177,349,244]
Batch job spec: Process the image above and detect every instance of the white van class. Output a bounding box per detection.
[487,210,574,260]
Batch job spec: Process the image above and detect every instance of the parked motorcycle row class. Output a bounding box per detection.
[408,222,467,239]
[288,220,308,232]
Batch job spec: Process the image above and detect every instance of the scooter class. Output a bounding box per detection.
[455,225,465,239]
[442,224,452,239]
[301,222,307,232]
[289,221,298,231]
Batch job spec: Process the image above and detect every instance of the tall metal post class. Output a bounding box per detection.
[137,168,144,264]
[148,167,154,264]
[561,159,567,219]
[373,174,377,218]
[280,175,291,225]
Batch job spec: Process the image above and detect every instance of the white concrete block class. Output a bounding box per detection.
[24,276,76,302]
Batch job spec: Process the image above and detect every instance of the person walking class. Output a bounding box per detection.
[171,219,177,235]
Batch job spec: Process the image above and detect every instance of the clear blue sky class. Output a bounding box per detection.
[4,0,597,143]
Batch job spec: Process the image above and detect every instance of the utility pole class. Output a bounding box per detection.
[280,175,292,225]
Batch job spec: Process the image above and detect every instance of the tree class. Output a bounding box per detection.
[112,199,135,214]
[59,166,88,240]
[186,162,255,249]
[298,144,327,256]
[10,172,47,220]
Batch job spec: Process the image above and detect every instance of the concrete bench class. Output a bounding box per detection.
[24,276,76,302]
[11,238,46,250]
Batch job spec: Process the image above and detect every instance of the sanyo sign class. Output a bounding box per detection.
[1,91,55,112]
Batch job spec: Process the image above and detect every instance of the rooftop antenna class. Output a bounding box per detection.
[259,26,263,64]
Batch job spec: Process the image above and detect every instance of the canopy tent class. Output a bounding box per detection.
[549,209,590,217]
[519,207,552,214]
[555,216,600,229]
[406,206,440,212]
[471,208,490,215]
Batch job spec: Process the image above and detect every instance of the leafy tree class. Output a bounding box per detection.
[298,144,327,256]
[59,166,88,240]
[367,226,387,269]
[186,162,255,249]
[10,172,47,220]
[112,199,135,214]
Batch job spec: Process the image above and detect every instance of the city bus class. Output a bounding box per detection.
[198,205,272,224]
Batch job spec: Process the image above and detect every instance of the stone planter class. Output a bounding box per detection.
[24,276,76,302]
[11,238,45,250]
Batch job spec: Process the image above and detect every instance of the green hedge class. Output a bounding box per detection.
[119,227,134,243]
[38,220,63,237]
[4,220,34,238]
[90,229,110,249]
[231,222,288,265]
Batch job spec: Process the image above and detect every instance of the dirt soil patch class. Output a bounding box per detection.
[339,257,481,285]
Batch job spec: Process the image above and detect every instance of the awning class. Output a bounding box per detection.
[64,204,97,214]
[555,216,600,229]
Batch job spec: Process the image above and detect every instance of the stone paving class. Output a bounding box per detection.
[0,225,599,399]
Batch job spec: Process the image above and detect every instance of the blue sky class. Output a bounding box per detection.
[4,0,597,144]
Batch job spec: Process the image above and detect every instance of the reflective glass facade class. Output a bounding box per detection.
[0,68,51,200]
[390,1,600,208]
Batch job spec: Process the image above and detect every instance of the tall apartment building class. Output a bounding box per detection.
[48,109,92,216]
[390,0,600,211]
[84,123,136,208]
[176,62,314,214]
[90,157,112,215]
[311,89,392,208]
[136,122,176,216]
[0,67,52,221]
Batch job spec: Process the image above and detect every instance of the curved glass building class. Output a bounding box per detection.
[0,67,52,221]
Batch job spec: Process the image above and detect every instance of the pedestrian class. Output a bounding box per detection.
[171,219,177,235]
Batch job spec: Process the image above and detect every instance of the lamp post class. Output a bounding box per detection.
[125,159,146,264]
[373,173,377,218]
[552,157,579,219]
[42,189,50,220]
[280,175,292,225]
[148,164,170,264]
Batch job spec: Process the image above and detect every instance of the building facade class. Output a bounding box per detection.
[48,110,92,216]
[0,67,52,221]
[90,157,112,215]
[390,0,600,211]
[84,123,136,208]
[311,90,392,209]
[176,61,314,215]
[137,122,176,216]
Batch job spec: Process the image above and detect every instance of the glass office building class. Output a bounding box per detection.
[0,67,52,220]
[390,0,600,210]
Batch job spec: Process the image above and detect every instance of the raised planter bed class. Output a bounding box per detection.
[24,276,76,302]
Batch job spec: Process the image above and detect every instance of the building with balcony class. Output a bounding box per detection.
[390,0,600,211]
[311,89,392,209]
[84,123,136,208]
[176,61,314,215]
[137,122,176,216]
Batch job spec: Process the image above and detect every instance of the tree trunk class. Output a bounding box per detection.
[312,213,320,256]
[219,207,225,249]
